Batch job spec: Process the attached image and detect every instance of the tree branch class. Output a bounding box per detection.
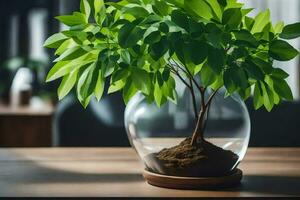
[205,88,219,108]
[171,59,203,92]
[167,64,191,89]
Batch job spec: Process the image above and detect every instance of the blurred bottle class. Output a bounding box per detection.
[10,68,33,107]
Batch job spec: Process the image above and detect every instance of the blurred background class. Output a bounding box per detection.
[0,0,299,148]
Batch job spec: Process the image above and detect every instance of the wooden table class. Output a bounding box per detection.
[0,147,299,197]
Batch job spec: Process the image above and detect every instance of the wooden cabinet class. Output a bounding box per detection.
[0,104,54,147]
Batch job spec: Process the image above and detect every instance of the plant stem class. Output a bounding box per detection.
[190,88,219,146]
[191,88,207,145]
[168,61,199,122]
[167,60,220,146]
[202,100,212,134]
[189,78,198,122]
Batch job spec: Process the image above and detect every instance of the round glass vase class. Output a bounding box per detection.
[124,85,250,180]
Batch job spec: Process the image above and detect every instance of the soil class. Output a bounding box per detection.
[144,137,239,177]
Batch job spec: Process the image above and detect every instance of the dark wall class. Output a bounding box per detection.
[246,99,300,147]
[0,0,60,61]
[55,95,300,147]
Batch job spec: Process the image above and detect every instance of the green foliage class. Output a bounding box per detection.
[45,0,300,111]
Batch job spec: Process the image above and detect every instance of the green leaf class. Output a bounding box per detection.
[223,69,236,94]
[158,22,169,33]
[108,79,125,94]
[162,68,170,81]
[235,68,248,89]
[46,52,97,82]
[187,41,208,65]
[123,6,150,18]
[132,68,151,95]
[54,47,87,62]
[225,0,243,9]
[80,0,91,20]
[222,8,242,29]
[269,40,299,61]
[238,87,251,101]
[149,36,169,60]
[271,68,289,79]
[81,63,99,98]
[253,82,263,109]
[153,0,171,16]
[162,76,176,100]
[273,78,293,101]
[165,0,184,8]
[44,33,68,48]
[171,10,189,31]
[241,8,253,16]
[118,23,145,48]
[210,74,223,90]
[243,61,264,80]
[154,82,166,107]
[280,22,300,39]
[205,23,223,48]
[123,78,138,104]
[184,0,213,21]
[62,30,88,45]
[250,56,272,74]
[200,62,217,87]
[58,69,78,100]
[274,21,284,34]
[204,0,222,21]
[141,15,161,25]
[55,39,76,55]
[207,47,224,73]
[94,0,105,24]
[189,19,205,35]
[233,29,258,47]
[261,82,274,112]
[77,63,99,107]
[168,32,184,62]
[156,71,164,86]
[144,31,161,44]
[105,2,123,10]
[244,16,254,30]
[251,9,270,34]
[94,70,105,101]
[112,68,130,82]
[120,50,131,64]
[55,12,87,26]
[224,67,248,93]
[264,76,280,105]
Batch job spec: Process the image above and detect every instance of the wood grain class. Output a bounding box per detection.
[0,104,54,147]
[0,147,299,197]
[0,104,54,116]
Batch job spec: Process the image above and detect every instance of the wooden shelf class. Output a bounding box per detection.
[0,104,54,147]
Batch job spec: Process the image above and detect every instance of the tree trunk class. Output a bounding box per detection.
[191,107,207,146]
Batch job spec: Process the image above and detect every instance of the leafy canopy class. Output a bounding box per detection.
[44,0,300,111]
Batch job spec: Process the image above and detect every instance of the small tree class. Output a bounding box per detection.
[45,0,300,146]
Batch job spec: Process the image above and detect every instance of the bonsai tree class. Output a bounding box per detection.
[44,0,300,176]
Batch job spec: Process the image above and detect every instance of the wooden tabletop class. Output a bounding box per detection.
[0,147,299,197]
